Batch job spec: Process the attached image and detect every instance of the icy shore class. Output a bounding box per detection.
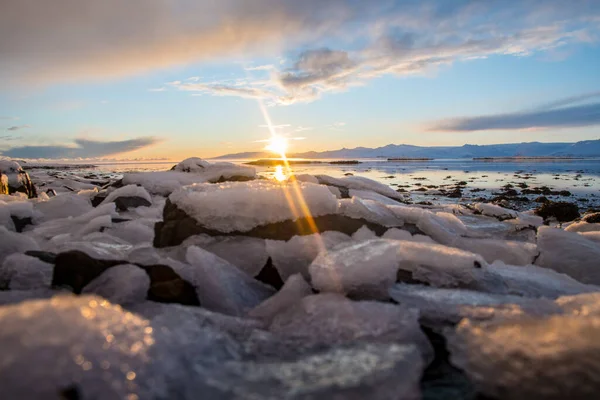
[1,158,600,399]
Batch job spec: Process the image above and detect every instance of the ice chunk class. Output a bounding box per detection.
[0,202,15,230]
[4,200,33,219]
[104,221,155,245]
[349,189,405,205]
[456,238,538,265]
[389,283,561,326]
[536,226,600,285]
[0,253,53,290]
[352,225,378,241]
[82,264,150,305]
[0,226,40,263]
[473,203,518,219]
[184,246,275,316]
[339,197,403,227]
[447,315,600,400]
[170,181,338,233]
[76,214,112,236]
[211,343,423,400]
[31,202,118,240]
[266,231,351,280]
[34,193,93,221]
[248,274,312,323]
[565,221,600,233]
[581,231,600,244]
[172,157,211,172]
[556,292,600,316]
[0,288,58,305]
[293,174,319,184]
[46,234,133,260]
[102,184,152,205]
[316,175,404,200]
[382,228,413,241]
[269,293,433,361]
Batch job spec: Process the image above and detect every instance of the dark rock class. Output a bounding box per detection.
[154,199,417,247]
[470,188,485,193]
[446,188,462,198]
[255,257,285,290]
[534,196,549,203]
[0,161,37,198]
[46,188,57,197]
[51,250,200,306]
[59,384,81,400]
[583,212,600,223]
[558,190,572,197]
[111,218,131,224]
[213,175,255,183]
[25,250,57,264]
[113,196,151,211]
[90,192,108,207]
[535,201,580,223]
[11,216,32,233]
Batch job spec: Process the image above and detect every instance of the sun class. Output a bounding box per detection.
[265,135,288,156]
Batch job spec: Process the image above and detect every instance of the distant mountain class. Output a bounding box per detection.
[214,140,600,159]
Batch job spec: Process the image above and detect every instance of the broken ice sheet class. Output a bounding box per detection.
[82,264,150,305]
[447,314,600,400]
[248,274,312,324]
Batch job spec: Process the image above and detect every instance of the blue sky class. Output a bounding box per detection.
[1,0,600,160]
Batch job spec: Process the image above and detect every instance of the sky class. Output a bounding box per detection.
[1,0,600,161]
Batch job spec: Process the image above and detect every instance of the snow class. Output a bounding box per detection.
[265,231,351,280]
[536,226,600,285]
[293,174,320,184]
[0,227,40,263]
[0,253,53,290]
[104,220,155,245]
[172,157,211,172]
[102,184,152,205]
[389,283,561,326]
[34,193,93,221]
[0,202,14,230]
[352,225,378,241]
[4,200,33,219]
[339,197,404,227]
[184,246,275,316]
[316,175,404,200]
[447,315,600,400]
[31,202,118,240]
[82,264,150,305]
[170,180,339,233]
[269,293,433,362]
[565,221,600,233]
[349,189,404,205]
[473,203,518,219]
[248,274,312,323]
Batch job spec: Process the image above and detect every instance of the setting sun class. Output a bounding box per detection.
[265,135,288,156]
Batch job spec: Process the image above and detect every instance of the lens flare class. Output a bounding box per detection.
[274,165,287,181]
[265,135,288,156]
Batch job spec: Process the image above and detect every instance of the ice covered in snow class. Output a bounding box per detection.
[184,246,275,316]
[447,314,600,400]
[565,221,600,233]
[102,184,152,205]
[0,226,40,263]
[473,203,518,219]
[248,274,312,323]
[581,231,600,244]
[456,237,538,265]
[269,293,433,361]
[389,283,561,326]
[556,292,600,316]
[0,202,15,230]
[349,189,405,205]
[3,200,34,220]
[265,231,351,280]
[104,220,155,245]
[34,193,92,221]
[31,202,118,240]
[123,161,255,195]
[536,226,600,285]
[316,174,405,200]
[172,157,211,172]
[351,225,378,241]
[82,264,150,305]
[339,197,403,227]
[45,233,134,260]
[0,253,53,290]
[170,180,339,233]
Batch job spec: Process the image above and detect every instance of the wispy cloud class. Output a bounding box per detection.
[429,96,600,132]
[245,64,275,71]
[1,137,162,159]
[6,125,30,131]
[0,116,19,121]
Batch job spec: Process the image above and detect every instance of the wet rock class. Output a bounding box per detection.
[535,201,580,223]
[0,160,37,198]
[534,196,549,203]
[113,196,151,211]
[45,188,57,197]
[25,250,57,264]
[583,212,600,223]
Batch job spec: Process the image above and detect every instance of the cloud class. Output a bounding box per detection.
[429,101,600,132]
[534,90,600,110]
[6,125,30,131]
[2,1,599,89]
[1,136,161,159]
[0,116,18,120]
[245,64,275,71]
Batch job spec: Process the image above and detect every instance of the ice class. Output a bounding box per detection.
[0,202,15,230]
[556,292,600,316]
[4,200,33,219]
[123,162,256,196]
[382,227,413,241]
[456,237,538,265]
[102,184,152,205]
[269,293,433,361]
[211,343,423,400]
[170,180,339,233]
[265,231,351,280]
[480,261,600,298]
[339,197,404,227]
[34,193,93,221]
[293,174,320,184]
[46,234,134,260]
[536,226,600,285]
[184,246,275,316]
[352,225,378,241]
[0,226,40,263]
[0,288,58,305]
[565,221,600,233]
[473,203,518,219]
[78,214,113,236]
[171,157,211,172]
[326,185,342,198]
[349,189,405,205]
[0,295,160,399]
[581,231,600,244]
[248,274,313,323]
[31,202,118,240]
[82,264,150,305]
[389,283,561,326]
[447,314,600,400]
[104,221,155,245]
[176,234,269,277]
[316,174,404,200]
[0,253,53,290]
